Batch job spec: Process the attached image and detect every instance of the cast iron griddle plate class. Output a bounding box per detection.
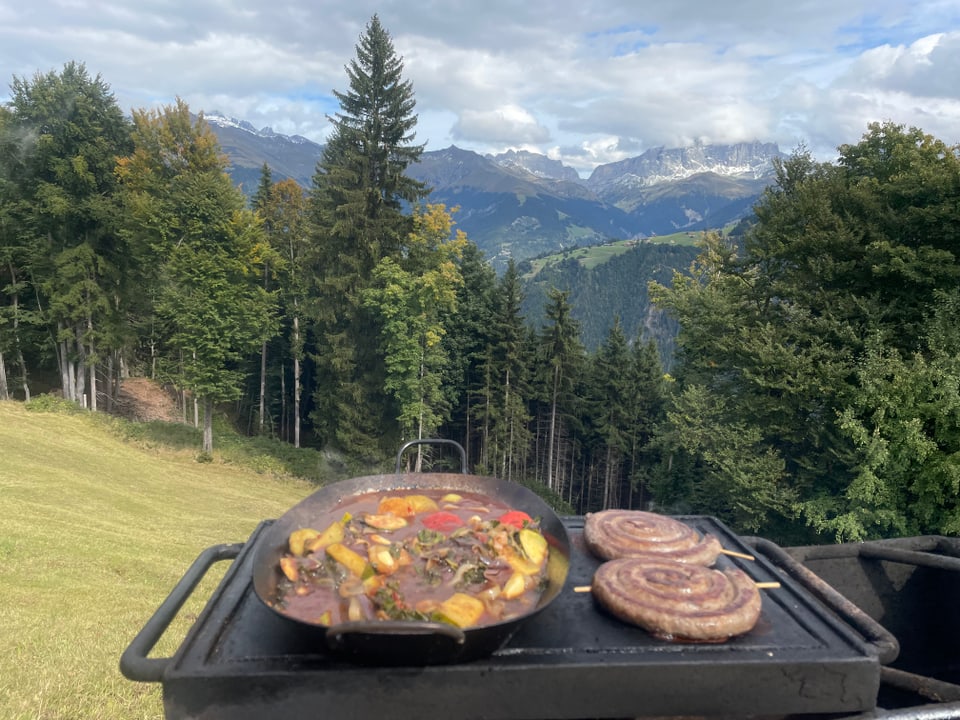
[161,517,880,720]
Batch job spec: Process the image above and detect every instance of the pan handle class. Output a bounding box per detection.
[119,543,243,682]
[326,620,467,663]
[395,439,468,474]
[327,620,466,644]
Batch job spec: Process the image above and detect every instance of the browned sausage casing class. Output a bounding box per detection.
[591,558,762,641]
[584,510,722,566]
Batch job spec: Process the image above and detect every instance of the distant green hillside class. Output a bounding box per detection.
[520,238,702,362]
[522,230,701,277]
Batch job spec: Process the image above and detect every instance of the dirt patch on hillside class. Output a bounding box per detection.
[114,377,182,423]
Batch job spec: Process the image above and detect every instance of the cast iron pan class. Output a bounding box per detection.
[251,440,571,665]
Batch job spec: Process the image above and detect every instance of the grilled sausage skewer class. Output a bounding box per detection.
[589,558,764,641]
[584,510,724,566]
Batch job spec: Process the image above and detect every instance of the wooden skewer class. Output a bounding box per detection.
[720,549,755,561]
[573,581,780,593]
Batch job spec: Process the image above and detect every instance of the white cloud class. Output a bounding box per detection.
[452,105,551,145]
[841,32,960,100]
[2,0,960,172]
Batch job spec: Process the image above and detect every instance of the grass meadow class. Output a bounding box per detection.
[0,400,322,719]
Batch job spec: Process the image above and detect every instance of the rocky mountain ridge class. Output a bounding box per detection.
[584,140,782,190]
[204,112,785,268]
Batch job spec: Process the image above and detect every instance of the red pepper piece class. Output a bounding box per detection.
[422,511,464,532]
[498,510,532,528]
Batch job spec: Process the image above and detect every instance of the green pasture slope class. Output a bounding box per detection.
[0,400,316,720]
[524,229,703,277]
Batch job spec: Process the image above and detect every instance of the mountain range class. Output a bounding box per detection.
[205,112,785,270]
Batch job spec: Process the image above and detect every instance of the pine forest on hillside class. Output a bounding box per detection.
[3,17,960,545]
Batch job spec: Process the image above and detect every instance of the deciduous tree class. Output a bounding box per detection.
[118,101,278,453]
[5,62,132,408]
[363,204,465,466]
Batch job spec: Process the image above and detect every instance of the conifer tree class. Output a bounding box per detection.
[309,14,427,457]
[0,104,34,400]
[477,260,533,479]
[251,163,278,436]
[540,288,584,493]
[251,163,273,213]
[624,337,667,507]
[590,318,632,509]
[440,241,498,464]
[650,123,960,541]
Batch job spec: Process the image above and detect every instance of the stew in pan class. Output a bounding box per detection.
[271,488,551,630]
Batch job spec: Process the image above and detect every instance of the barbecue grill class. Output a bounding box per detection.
[119,513,960,720]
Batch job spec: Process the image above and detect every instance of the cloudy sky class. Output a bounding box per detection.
[2,0,959,176]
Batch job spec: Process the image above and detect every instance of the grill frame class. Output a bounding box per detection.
[123,516,886,719]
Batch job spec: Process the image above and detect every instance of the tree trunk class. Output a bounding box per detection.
[280,361,287,443]
[464,389,472,466]
[104,351,120,412]
[292,307,301,449]
[58,325,71,400]
[202,396,214,454]
[604,444,614,510]
[258,263,269,435]
[8,273,31,400]
[0,350,8,400]
[415,353,425,472]
[17,347,30,401]
[75,327,87,408]
[259,339,267,434]
[501,367,510,480]
[88,350,97,411]
[546,363,560,491]
[105,353,114,413]
[86,308,97,412]
[191,350,199,427]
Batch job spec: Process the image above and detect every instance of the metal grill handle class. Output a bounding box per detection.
[742,537,901,665]
[395,439,468,474]
[119,543,242,682]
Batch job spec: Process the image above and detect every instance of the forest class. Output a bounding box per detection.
[3,16,960,545]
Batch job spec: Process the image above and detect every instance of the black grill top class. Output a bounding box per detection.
[148,517,882,719]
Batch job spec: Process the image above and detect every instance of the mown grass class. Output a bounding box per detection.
[0,400,323,720]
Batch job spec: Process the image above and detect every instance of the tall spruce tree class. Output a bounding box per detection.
[309,14,427,458]
[624,337,667,508]
[540,288,584,493]
[0,104,34,401]
[440,241,498,465]
[251,163,278,436]
[477,260,533,480]
[589,318,632,510]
